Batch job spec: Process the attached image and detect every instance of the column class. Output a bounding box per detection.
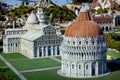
[51,46,53,56]
[15,43,16,52]
[14,43,15,52]
[81,63,84,77]
[55,46,57,56]
[6,40,8,52]
[96,62,98,76]
[85,53,87,60]
[13,43,14,52]
[11,43,13,52]
[83,54,85,60]
[37,47,39,57]
[89,63,92,77]
[42,47,44,57]
[16,43,17,51]
[46,46,48,56]
[8,43,10,52]
[7,44,9,52]
[18,43,19,52]
[61,62,64,72]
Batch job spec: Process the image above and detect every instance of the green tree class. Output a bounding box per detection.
[97,8,104,14]
[91,9,96,13]
[45,6,76,23]
[0,69,15,80]
[6,5,34,18]
[105,33,120,51]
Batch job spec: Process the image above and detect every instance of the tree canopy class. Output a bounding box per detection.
[45,6,76,23]
[6,5,34,18]
[105,33,120,51]
[0,69,15,80]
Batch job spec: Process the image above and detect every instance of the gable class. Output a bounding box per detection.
[43,26,56,35]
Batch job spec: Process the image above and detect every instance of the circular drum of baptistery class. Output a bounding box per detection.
[58,8,108,78]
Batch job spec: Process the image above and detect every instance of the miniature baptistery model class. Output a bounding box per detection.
[58,7,108,78]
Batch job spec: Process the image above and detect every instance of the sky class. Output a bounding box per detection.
[1,0,72,6]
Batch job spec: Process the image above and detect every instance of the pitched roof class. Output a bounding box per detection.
[22,30,43,41]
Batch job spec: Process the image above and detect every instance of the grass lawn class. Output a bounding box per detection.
[23,69,120,80]
[1,53,27,59]
[8,58,60,71]
[0,59,6,67]
[1,53,60,70]
[23,61,120,80]
[107,51,120,58]
[0,68,20,80]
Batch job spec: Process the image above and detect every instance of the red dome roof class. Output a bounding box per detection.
[64,12,103,37]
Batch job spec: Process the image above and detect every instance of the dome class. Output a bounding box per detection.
[59,8,107,79]
[26,11,39,24]
[64,10,103,37]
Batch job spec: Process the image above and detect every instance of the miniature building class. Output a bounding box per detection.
[58,8,108,78]
[93,15,114,32]
[3,8,63,59]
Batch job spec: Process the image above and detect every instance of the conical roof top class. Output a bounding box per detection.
[64,8,103,37]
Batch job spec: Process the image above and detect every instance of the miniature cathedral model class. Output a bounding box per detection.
[58,8,108,78]
[3,8,63,59]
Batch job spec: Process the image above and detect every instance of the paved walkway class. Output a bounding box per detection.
[0,55,27,80]
[20,66,60,73]
[49,57,61,63]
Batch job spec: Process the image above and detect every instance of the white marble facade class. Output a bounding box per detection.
[59,36,107,78]
[58,8,108,78]
[3,8,63,59]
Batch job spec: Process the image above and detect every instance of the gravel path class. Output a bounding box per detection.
[20,66,60,73]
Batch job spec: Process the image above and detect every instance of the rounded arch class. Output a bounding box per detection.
[84,62,90,76]
[102,27,104,31]
[77,63,83,76]
[77,63,83,70]
[106,26,109,31]
[79,41,81,45]
[73,41,75,45]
